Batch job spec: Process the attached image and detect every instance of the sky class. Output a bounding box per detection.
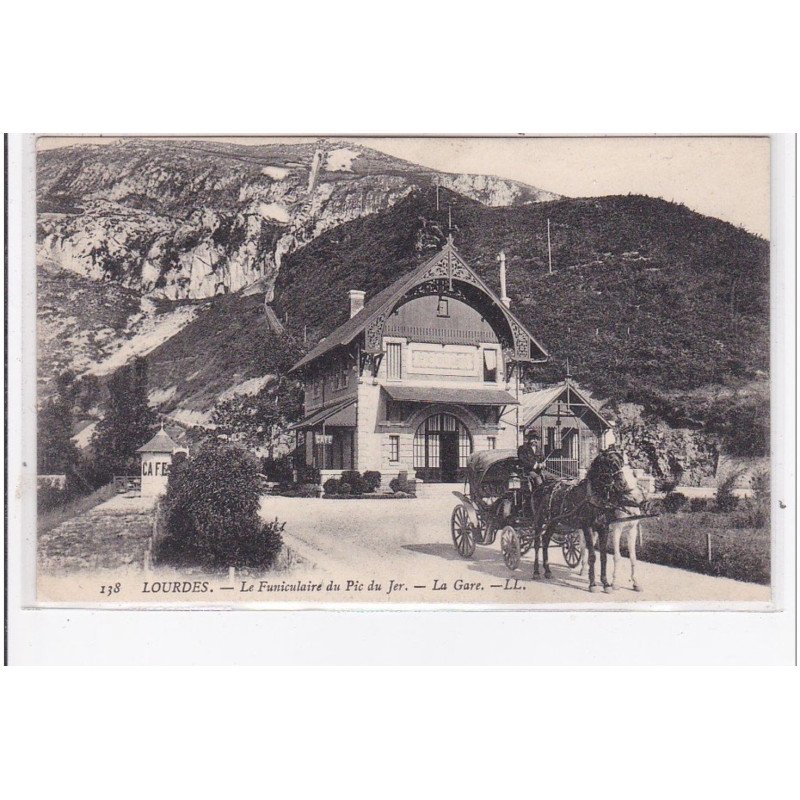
[38,135,771,238]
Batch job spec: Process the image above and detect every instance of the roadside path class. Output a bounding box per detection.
[260,495,771,605]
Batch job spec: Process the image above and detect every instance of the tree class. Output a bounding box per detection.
[213,375,303,456]
[91,357,157,483]
[38,398,79,476]
[155,441,284,570]
[38,370,80,475]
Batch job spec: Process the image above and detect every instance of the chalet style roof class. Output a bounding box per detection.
[290,238,549,372]
[521,381,611,428]
[136,428,180,453]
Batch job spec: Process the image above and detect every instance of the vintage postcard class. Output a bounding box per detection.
[27,134,779,607]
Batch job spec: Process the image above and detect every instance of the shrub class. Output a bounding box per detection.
[298,483,321,498]
[662,492,688,513]
[362,471,382,493]
[656,477,678,494]
[155,442,284,571]
[338,482,352,495]
[389,474,417,497]
[689,497,709,513]
[323,478,341,496]
[262,455,294,483]
[37,483,70,512]
[751,470,770,505]
[296,465,321,485]
[341,470,366,495]
[715,473,740,512]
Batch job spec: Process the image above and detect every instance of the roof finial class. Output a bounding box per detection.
[448,203,452,234]
[565,358,572,381]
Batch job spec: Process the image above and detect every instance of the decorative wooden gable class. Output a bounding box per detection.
[363,237,547,363]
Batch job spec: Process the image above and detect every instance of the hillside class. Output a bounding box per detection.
[274,187,769,399]
[119,187,771,465]
[37,138,559,301]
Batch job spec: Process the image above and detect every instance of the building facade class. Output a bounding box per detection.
[521,380,615,480]
[289,238,548,485]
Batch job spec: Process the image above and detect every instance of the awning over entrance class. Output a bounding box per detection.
[382,385,519,406]
[289,398,356,430]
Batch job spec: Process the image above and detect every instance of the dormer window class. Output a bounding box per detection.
[436,298,449,318]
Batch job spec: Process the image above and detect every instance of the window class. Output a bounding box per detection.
[436,298,449,317]
[487,437,496,450]
[386,400,404,423]
[340,367,348,389]
[483,348,498,382]
[389,435,400,463]
[386,342,402,380]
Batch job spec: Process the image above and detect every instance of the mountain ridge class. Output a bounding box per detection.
[37,138,560,302]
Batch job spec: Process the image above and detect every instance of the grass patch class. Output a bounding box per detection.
[37,483,117,536]
[635,511,770,584]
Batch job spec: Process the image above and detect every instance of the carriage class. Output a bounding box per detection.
[450,449,584,571]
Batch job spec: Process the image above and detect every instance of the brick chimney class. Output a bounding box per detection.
[349,289,366,318]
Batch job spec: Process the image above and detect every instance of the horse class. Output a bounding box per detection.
[578,461,651,592]
[529,447,646,593]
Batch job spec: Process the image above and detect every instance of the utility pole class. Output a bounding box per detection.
[547,218,553,275]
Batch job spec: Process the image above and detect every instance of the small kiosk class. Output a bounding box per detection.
[137,426,186,497]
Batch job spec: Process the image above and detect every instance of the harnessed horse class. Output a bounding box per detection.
[530,448,646,593]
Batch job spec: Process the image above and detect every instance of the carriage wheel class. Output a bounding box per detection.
[562,530,583,568]
[451,505,476,558]
[500,526,521,571]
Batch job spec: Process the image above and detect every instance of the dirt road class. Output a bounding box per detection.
[260,494,771,606]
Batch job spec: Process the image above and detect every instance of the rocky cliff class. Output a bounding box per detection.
[37,138,559,301]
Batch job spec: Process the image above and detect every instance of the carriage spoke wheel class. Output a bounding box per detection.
[500,526,521,571]
[451,505,476,558]
[562,530,583,568]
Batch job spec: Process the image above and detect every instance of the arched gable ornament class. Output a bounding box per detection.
[363,244,536,360]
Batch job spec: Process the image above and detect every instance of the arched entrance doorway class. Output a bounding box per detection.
[413,412,473,482]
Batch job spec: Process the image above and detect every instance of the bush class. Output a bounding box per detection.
[751,470,770,504]
[389,474,417,496]
[155,442,284,571]
[262,455,294,483]
[341,470,366,495]
[297,483,321,498]
[338,482,352,495]
[323,478,341,496]
[689,497,709,513]
[362,471,382,493]
[37,483,71,512]
[656,477,678,494]
[662,492,688,513]
[296,465,321,485]
[715,473,739,512]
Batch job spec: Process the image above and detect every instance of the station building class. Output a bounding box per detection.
[289,238,549,484]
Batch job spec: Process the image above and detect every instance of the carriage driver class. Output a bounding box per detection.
[518,429,547,491]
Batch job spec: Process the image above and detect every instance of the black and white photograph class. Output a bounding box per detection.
[24,134,778,606]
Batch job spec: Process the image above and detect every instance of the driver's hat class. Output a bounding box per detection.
[524,429,540,441]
